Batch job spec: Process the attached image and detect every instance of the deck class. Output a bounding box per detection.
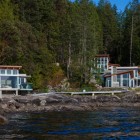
[55,90,128,96]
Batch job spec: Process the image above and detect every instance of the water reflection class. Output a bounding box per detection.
[0,107,140,139]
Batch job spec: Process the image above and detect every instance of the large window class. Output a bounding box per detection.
[123,73,128,79]
[1,69,5,74]
[135,70,138,77]
[123,80,129,87]
[106,77,111,87]
[1,76,17,88]
[13,70,18,75]
[7,70,11,74]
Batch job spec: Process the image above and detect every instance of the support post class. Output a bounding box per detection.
[0,90,2,98]
[16,90,18,96]
[112,92,114,96]
[92,93,96,99]
[129,74,131,87]
[120,75,123,87]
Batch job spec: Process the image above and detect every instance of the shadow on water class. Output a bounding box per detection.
[0,107,140,139]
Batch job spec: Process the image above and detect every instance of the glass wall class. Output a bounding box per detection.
[135,70,138,77]
[19,77,32,89]
[95,57,108,73]
[1,76,18,88]
[123,73,129,87]
[106,77,111,87]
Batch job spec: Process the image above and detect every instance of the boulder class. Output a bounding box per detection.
[32,98,40,106]
[0,115,8,125]
[122,93,140,102]
[40,100,46,106]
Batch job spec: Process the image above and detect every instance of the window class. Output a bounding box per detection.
[123,74,128,79]
[13,70,17,75]
[117,75,120,79]
[135,70,138,77]
[1,76,17,88]
[7,70,11,74]
[1,69,5,74]
[123,80,128,86]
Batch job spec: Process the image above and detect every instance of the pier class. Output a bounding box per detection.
[55,90,129,97]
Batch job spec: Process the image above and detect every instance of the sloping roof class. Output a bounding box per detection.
[0,65,22,69]
[104,70,134,78]
[109,63,120,67]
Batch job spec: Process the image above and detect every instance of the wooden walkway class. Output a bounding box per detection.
[55,90,128,96]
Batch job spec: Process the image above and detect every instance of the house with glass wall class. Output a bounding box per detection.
[93,54,109,73]
[93,55,140,88]
[0,65,32,98]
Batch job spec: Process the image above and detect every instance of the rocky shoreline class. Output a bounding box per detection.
[0,91,140,124]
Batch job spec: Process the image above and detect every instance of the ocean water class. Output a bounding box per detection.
[0,107,140,140]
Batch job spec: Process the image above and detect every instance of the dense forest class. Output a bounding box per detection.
[0,0,140,89]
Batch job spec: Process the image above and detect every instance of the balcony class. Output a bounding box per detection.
[20,83,32,90]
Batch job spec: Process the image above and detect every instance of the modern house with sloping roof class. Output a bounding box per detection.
[0,65,32,98]
[93,55,140,88]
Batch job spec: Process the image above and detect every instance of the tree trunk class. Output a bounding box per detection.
[67,40,71,79]
[130,15,134,66]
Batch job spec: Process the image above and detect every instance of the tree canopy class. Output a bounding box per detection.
[0,0,140,89]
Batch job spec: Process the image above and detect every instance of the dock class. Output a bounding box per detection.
[55,90,129,97]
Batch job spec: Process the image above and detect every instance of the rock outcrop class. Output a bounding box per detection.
[0,92,139,115]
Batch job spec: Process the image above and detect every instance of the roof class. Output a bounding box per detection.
[0,65,22,69]
[109,66,139,70]
[109,63,120,67]
[19,74,31,78]
[104,70,134,78]
[95,54,110,58]
[117,66,139,69]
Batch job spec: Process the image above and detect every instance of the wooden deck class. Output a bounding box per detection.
[55,90,128,96]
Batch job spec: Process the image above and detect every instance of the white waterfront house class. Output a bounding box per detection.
[94,55,140,88]
[0,65,32,98]
[93,54,110,73]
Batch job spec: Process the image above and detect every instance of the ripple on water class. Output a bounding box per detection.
[0,107,140,139]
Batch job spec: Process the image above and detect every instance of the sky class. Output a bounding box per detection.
[94,0,132,11]
[70,0,133,12]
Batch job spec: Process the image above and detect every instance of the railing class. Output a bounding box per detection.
[55,90,128,96]
[20,83,32,90]
[1,84,17,89]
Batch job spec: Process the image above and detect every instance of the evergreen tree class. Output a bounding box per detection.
[97,0,119,63]
[121,0,140,66]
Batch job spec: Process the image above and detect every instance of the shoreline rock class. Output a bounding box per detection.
[0,92,140,114]
[0,115,8,125]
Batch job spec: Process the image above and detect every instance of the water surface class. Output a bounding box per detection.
[0,107,140,139]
